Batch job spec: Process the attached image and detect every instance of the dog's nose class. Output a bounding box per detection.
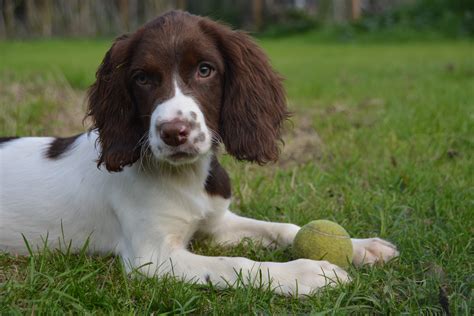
[157,120,190,147]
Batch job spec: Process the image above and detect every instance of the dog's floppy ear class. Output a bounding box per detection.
[86,34,144,172]
[200,19,288,164]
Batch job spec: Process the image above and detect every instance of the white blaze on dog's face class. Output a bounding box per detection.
[148,80,212,165]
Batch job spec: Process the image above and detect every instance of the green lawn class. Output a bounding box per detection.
[0,36,473,314]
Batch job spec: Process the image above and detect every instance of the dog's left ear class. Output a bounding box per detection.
[200,19,288,164]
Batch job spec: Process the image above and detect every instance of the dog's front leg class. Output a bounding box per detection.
[200,210,300,247]
[124,245,350,296]
[201,210,399,266]
[115,211,349,297]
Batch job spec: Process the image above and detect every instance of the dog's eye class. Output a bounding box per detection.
[197,62,214,79]
[134,72,150,85]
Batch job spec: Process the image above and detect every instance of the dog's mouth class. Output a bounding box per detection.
[162,147,200,165]
[169,151,196,159]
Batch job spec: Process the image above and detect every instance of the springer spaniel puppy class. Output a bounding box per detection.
[0,11,398,296]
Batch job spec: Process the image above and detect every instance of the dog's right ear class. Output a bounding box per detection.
[86,33,145,172]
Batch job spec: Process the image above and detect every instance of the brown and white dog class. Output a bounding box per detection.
[0,11,398,296]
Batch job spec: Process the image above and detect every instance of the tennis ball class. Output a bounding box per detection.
[292,220,353,268]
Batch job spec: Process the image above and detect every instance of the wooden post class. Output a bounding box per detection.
[39,0,53,37]
[351,0,361,21]
[253,0,263,32]
[129,0,138,30]
[0,0,7,38]
[119,0,130,32]
[25,0,37,36]
[82,0,94,36]
[176,0,186,11]
[3,0,15,37]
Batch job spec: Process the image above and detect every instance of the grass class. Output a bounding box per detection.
[1,33,473,314]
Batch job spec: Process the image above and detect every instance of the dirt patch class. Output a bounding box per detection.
[0,254,28,283]
[278,109,325,168]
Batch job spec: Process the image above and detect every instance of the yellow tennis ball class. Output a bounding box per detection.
[292,220,353,268]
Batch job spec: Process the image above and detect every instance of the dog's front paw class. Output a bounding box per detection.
[352,238,399,267]
[271,259,350,296]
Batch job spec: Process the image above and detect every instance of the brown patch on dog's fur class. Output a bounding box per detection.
[0,137,19,146]
[45,134,82,159]
[205,155,231,199]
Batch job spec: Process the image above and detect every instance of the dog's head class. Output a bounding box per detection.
[87,11,287,172]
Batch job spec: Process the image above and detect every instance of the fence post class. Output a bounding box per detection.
[351,0,361,21]
[253,0,263,32]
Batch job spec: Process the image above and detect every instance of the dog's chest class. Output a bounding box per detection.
[113,168,227,222]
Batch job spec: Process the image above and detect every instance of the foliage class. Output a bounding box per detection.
[259,9,319,38]
[354,0,474,38]
[259,0,474,41]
